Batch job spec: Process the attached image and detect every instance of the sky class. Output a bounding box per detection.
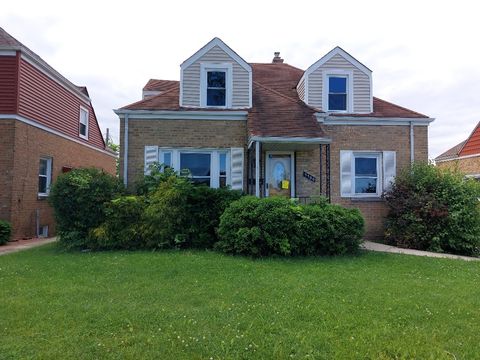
[2,0,480,159]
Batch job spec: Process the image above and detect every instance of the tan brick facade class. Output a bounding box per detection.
[436,156,480,176]
[120,118,247,189]
[0,120,116,240]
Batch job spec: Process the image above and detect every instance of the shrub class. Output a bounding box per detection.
[92,196,145,250]
[216,196,301,256]
[293,203,364,256]
[384,163,480,256]
[0,220,11,245]
[216,197,364,257]
[49,168,124,249]
[135,163,177,195]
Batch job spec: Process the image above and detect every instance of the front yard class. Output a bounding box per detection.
[1,244,479,359]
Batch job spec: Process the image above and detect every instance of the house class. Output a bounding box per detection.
[435,122,480,178]
[0,28,116,240]
[115,38,433,239]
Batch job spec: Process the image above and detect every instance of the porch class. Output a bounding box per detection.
[246,136,332,201]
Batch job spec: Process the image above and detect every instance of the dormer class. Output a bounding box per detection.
[298,47,372,113]
[180,38,252,109]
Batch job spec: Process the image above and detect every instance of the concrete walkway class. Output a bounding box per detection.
[362,241,480,261]
[0,237,57,256]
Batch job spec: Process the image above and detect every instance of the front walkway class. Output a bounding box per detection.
[0,237,57,256]
[362,241,480,262]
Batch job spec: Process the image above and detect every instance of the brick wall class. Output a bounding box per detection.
[436,156,480,175]
[8,120,116,240]
[294,125,429,239]
[120,118,247,188]
[0,120,15,223]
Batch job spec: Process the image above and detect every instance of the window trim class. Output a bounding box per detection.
[323,70,353,113]
[38,157,52,197]
[79,106,89,140]
[200,63,233,108]
[352,152,382,197]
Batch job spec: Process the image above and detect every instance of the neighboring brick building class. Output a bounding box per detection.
[435,122,480,178]
[0,28,116,240]
[116,38,433,239]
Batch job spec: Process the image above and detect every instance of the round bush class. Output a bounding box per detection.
[48,168,124,249]
[384,163,480,256]
[0,220,12,245]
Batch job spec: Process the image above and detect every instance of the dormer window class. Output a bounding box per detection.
[328,76,347,111]
[200,63,232,108]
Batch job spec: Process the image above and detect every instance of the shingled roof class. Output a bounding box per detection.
[121,60,428,139]
[435,140,466,162]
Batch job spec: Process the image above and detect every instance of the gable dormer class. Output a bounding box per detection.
[298,47,372,113]
[180,38,252,109]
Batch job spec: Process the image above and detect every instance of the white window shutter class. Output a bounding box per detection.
[340,150,353,197]
[383,151,396,192]
[230,148,244,191]
[144,146,159,175]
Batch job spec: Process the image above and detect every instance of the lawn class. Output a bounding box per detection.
[1,245,479,359]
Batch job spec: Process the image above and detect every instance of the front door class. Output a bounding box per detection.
[266,153,294,197]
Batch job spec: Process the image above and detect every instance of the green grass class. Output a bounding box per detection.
[1,245,479,359]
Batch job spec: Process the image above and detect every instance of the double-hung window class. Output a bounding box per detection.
[328,76,348,111]
[79,106,89,139]
[207,71,226,106]
[38,157,52,196]
[354,154,380,195]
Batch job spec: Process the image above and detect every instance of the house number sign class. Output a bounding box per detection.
[303,171,316,182]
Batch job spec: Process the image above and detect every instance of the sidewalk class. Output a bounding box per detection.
[0,237,57,256]
[362,241,480,262]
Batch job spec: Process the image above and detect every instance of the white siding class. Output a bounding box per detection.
[181,45,250,108]
[307,54,371,113]
[297,76,306,101]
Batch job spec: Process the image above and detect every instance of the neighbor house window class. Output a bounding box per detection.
[354,154,380,195]
[200,63,232,107]
[79,106,89,139]
[328,76,347,111]
[38,157,52,196]
[180,152,212,186]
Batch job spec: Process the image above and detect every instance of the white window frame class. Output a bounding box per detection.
[159,148,231,189]
[200,63,233,108]
[323,70,353,113]
[79,106,89,139]
[160,150,173,168]
[38,157,52,197]
[352,152,382,197]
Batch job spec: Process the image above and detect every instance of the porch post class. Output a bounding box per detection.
[326,144,331,203]
[319,144,323,196]
[255,141,260,197]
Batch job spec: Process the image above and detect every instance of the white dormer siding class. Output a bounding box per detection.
[180,39,252,109]
[300,47,372,113]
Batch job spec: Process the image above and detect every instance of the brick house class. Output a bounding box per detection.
[115,38,433,239]
[0,28,116,240]
[435,122,480,178]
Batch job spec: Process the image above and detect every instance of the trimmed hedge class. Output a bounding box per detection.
[48,168,124,249]
[384,163,480,256]
[216,196,364,257]
[0,220,11,245]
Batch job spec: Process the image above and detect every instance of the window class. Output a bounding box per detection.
[354,155,379,194]
[200,63,232,107]
[79,107,89,139]
[328,76,347,111]
[38,157,52,196]
[219,152,227,188]
[207,71,226,106]
[160,151,172,168]
[180,153,211,186]
[340,151,396,198]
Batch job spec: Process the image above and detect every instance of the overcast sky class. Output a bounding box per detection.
[2,0,479,158]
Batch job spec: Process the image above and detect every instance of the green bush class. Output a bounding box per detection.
[0,220,11,245]
[92,196,145,250]
[384,163,480,256]
[293,204,364,256]
[48,168,124,249]
[135,163,177,195]
[216,197,364,257]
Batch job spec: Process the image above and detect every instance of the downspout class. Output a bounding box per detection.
[123,114,129,186]
[410,121,414,164]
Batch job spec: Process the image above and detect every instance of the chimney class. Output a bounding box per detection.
[272,52,284,63]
